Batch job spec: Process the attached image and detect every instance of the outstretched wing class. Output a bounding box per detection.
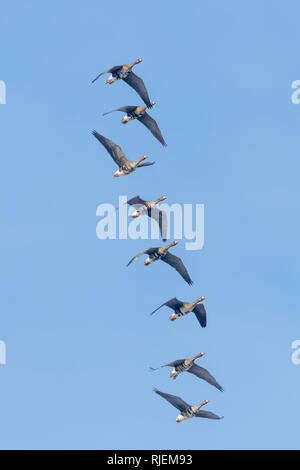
[149,359,184,371]
[153,389,189,412]
[126,247,158,267]
[193,304,207,327]
[137,161,155,168]
[187,364,223,391]
[92,131,128,167]
[91,65,122,84]
[148,207,168,241]
[123,71,152,107]
[103,106,137,116]
[194,410,223,420]
[162,359,185,368]
[127,196,146,207]
[161,252,193,286]
[138,112,167,146]
[150,297,184,315]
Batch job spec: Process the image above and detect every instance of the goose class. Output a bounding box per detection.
[91,59,153,108]
[103,104,167,146]
[126,241,193,285]
[92,131,155,177]
[150,352,223,391]
[150,296,206,326]
[153,389,223,423]
[126,195,167,241]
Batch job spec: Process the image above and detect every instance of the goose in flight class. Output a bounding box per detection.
[153,389,223,423]
[151,352,223,391]
[127,241,193,285]
[103,104,167,146]
[126,195,167,241]
[92,131,155,177]
[150,296,206,326]
[91,59,153,108]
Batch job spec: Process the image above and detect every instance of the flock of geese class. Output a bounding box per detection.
[91,58,224,424]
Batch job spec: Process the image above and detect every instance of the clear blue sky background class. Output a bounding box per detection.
[1,0,300,450]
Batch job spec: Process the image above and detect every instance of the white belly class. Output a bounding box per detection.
[180,306,191,314]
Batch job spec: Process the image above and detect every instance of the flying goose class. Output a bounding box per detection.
[153,389,223,423]
[150,352,223,391]
[92,131,155,177]
[126,241,193,285]
[126,195,168,241]
[91,59,153,108]
[150,296,206,326]
[103,104,167,146]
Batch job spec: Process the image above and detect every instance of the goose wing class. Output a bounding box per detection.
[103,106,137,116]
[126,247,159,267]
[148,206,168,242]
[92,131,128,167]
[194,410,223,420]
[138,112,167,146]
[161,252,193,285]
[127,196,146,207]
[192,304,207,327]
[162,359,185,368]
[187,364,223,391]
[137,161,155,167]
[153,389,189,412]
[122,71,152,107]
[150,358,184,371]
[150,297,184,315]
[91,65,122,84]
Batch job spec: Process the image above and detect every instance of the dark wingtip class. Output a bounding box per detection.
[153,388,159,393]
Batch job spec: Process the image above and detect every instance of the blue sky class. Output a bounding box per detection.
[1,0,300,450]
